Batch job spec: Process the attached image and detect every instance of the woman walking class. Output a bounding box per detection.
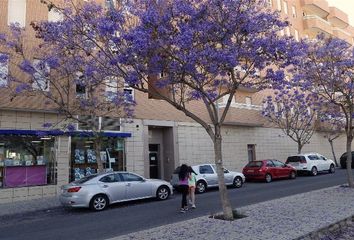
[178,164,189,213]
[188,166,197,209]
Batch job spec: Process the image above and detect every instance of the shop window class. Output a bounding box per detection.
[8,0,26,27]
[0,53,9,87]
[32,59,50,91]
[0,135,56,188]
[70,137,126,181]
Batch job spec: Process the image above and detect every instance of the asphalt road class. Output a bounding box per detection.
[0,168,351,240]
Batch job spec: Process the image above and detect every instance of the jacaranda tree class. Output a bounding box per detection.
[262,88,323,154]
[293,35,354,187]
[0,0,300,219]
[0,2,135,172]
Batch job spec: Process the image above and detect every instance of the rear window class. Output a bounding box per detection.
[246,161,263,167]
[286,156,305,162]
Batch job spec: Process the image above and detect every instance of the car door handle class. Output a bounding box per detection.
[102,185,109,188]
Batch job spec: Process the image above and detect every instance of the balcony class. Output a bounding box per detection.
[303,15,332,37]
[328,7,349,29]
[301,0,329,18]
[332,28,352,43]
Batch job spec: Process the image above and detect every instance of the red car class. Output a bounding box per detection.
[242,159,297,183]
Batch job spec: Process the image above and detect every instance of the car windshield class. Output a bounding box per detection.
[73,174,97,184]
[246,161,263,167]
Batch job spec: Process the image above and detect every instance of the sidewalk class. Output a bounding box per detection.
[0,196,60,217]
[107,185,354,240]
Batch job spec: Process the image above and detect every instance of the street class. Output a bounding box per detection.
[0,168,350,240]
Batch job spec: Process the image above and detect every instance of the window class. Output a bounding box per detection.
[276,0,281,11]
[48,8,64,22]
[199,165,214,174]
[246,161,263,167]
[99,174,120,183]
[294,29,299,41]
[120,173,143,182]
[308,155,319,160]
[266,160,275,167]
[101,117,120,131]
[283,1,288,14]
[272,160,285,167]
[8,0,26,27]
[0,53,9,87]
[32,59,49,91]
[75,72,87,98]
[247,144,256,162]
[105,76,118,100]
[292,5,297,18]
[124,85,134,101]
[77,115,99,130]
[0,135,56,188]
[245,97,252,106]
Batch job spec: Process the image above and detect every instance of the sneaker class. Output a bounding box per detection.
[188,200,192,205]
[180,208,185,213]
[192,204,196,209]
[184,207,189,211]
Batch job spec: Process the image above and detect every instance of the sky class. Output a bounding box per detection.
[327,0,354,26]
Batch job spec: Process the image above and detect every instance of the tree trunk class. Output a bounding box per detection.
[328,139,338,167]
[94,137,104,173]
[297,142,302,154]
[346,135,354,187]
[214,125,233,220]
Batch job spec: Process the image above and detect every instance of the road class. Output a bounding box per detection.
[0,168,350,240]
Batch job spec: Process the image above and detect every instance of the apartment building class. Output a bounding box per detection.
[0,0,352,203]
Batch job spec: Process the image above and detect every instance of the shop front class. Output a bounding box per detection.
[0,130,58,189]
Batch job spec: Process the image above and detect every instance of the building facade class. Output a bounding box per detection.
[0,0,352,203]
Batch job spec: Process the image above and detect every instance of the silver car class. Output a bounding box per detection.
[171,164,245,194]
[59,171,173,211]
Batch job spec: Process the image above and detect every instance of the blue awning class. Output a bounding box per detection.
[0,129,131,138]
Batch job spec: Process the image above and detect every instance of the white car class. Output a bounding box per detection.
[59,171,173,211]
[285,153,336,176]
[171,164,245,194]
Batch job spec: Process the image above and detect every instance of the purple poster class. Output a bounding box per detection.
[4,166,47,188]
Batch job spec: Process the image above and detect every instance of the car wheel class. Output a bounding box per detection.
[232,176,243,188]
[311,166,318,176]
[156,186,170,200]
[329,164,335,174]
[289,171,296,179]
[90,194,108,211]
[265,174,272,183]
[196,181,207,194]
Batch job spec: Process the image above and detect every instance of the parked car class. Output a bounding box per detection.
[59,171,173,211]
[286,153,335,176]
[340,151,354,169]
[171,164,245,194]
[242,159,296,183]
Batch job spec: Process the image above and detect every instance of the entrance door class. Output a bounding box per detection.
[149,144,159,179]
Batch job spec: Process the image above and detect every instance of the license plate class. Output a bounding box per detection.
[247,170,254,173]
